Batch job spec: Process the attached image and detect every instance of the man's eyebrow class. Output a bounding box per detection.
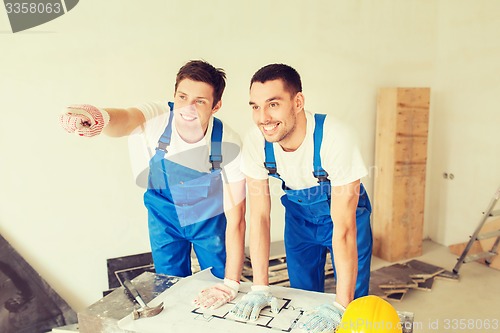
[177,90,210,100]
[249,96,283,105]
[266,96,282,103]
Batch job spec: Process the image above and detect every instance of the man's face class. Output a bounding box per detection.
[174,78,221,142]
[249,79,300,144]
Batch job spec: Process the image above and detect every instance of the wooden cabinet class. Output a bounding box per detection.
[372,88,431,262]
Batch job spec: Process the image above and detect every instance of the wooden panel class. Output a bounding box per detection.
[373,88,430,262]
[394,137,428,167]
[372,88,397,257]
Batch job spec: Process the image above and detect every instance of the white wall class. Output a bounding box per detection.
[425,0,500,245]
[0,0,498,312]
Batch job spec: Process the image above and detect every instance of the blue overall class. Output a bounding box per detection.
[143,102,226,278]
[264,114,372,298]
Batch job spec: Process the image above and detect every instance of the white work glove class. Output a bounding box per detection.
[302,302,345,333]
[230,285,279,321]
[59,104,110,137]
[193,278,240,309]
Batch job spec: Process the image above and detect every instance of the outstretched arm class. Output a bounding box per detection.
[102,107,146,137]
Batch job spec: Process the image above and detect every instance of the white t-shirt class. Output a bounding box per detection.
[128,101,244,188]
[242,111,367,189]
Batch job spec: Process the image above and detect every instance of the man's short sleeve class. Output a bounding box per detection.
[127,103,170,187]
[136,101,169,122]
[241,127,269,180]
[322,118,368,186]
[219,122,245,183]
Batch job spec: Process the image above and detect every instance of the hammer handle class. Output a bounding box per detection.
[123,279,147,308]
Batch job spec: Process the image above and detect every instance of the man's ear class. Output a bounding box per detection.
[212,100,222,114]
[294,92,305,111]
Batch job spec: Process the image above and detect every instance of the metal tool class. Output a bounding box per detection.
[123,279,164,319]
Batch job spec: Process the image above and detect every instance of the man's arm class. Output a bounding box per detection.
[330,179,360,308]
[229,176,279,321]
[192,179,246,310]
[102,107,146,137]
[247,176,272,285]
[223,179,246,282]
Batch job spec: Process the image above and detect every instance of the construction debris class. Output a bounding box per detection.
[368,260,446,302]
[241,241,449,303]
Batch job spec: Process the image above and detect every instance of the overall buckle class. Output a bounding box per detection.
[264,161,278,176]
[156,142,169,153]
[210,154,223,171]
[313,169,330,183]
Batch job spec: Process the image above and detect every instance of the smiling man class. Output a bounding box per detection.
[230,64,372,332]
[60,60,246,310]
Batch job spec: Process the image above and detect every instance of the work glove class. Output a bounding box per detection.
[193,278,240,309]
[302,302,345,333]
[230,285,279,321]
[60,104,110,137]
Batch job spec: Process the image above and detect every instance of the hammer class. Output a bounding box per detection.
[123,279,164,319]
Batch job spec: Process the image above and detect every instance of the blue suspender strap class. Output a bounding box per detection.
[313,114,329,183]
[209,117,223,171]
[156,102,175,153]
[264,140,290,191]
[264,141,278,176]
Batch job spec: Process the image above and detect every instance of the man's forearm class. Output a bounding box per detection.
[249,215,270,285]
[246,177,272,286]
[224,200,246,282]
[332,227,358,307]
[330,180,361,307]
[102,107,146,137]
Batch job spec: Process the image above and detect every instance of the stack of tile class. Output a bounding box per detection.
[369,259,456,301]
[238,243,455,304]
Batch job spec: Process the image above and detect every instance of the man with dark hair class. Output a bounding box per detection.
[231,63,372,332]
[60,60,246,309]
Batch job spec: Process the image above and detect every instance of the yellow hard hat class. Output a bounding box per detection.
[336,295,402,333]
